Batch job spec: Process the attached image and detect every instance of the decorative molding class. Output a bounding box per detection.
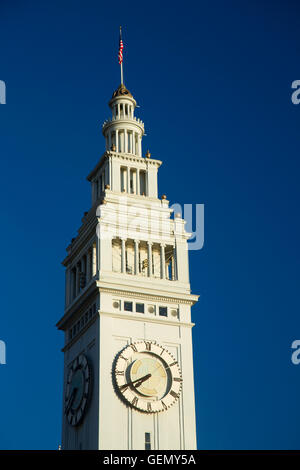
[97,285,198,305]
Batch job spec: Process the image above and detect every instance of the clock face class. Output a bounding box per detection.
[65,354,91,426]
[114,341,182,413]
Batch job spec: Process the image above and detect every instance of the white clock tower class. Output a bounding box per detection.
[57,81,199,450]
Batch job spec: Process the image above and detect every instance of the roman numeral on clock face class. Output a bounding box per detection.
[145,342,151,351]
[132,397,138,407]
[169,361,178,367]
[147,403,152,412]
[170,390,179,399]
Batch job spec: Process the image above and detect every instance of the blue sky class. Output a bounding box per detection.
[1,0,300,450]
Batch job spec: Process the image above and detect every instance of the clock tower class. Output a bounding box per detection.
[57,81,199,450]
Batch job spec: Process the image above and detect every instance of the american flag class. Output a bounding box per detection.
[118,28,123,64]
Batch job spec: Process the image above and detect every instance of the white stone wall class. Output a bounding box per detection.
[97,291,197,450]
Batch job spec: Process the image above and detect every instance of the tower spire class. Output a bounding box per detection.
[118,26,124,85]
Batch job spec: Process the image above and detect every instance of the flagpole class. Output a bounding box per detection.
[120,26,124,85]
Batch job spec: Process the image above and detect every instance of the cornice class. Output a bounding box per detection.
[97,283,199,305]
[56,280,99,329]
[112,152,162,167]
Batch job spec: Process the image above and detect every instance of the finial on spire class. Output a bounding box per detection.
[118,26,124,85]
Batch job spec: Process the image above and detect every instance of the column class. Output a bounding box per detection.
[138,135,142,157]
[82,255,86,275]
[121,239,126,273]
[109,155,112,189]
[136,169,140,195]
[86,249,91,283]
[108,131,111,150]
[171,250,176,280]
[173,244,178,281]
[120,131,123,152]
[81,255,86,289]
[116,129,119,152]
[134,240,139,275]
[147,242,153,277]
[130,132,133,154]
[124,129,128,153]
[92,243,97,276]
[160,244,166,279]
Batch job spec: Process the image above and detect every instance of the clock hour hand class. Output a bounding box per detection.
[65,387,77,415]
[120,373,152,391]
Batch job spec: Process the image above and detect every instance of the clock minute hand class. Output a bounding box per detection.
[120,373,151,391]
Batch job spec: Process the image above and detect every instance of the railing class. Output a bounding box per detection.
[102,116,144,127]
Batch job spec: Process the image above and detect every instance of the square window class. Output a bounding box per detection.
[136,303,144,313]
[124,301,133,312]
[159,306,168,317]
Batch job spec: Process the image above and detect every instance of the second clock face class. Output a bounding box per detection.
[114,341,182,413]
[65,354,91,426]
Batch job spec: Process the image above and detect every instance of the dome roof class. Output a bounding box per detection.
[111,83,133,99]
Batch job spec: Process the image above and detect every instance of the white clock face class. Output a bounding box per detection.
[65,354,91,426]
[114,341,182,413]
